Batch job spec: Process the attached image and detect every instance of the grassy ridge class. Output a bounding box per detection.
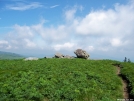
[0,59,122,101]
[0,51,24,60]
[121,62,134,97]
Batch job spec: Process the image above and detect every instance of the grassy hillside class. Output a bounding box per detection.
[121,62,134,98]
[0,58,123,101]
[0,51,25,60]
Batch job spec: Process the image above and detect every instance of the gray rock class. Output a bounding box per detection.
[24,57,39,61]
[64,55,74,59]
[74,49,89,59]
[55,53,64,58]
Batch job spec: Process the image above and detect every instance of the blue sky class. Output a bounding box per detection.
[0,0,134,61]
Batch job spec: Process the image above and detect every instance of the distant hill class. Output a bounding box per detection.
[0,51,25,60]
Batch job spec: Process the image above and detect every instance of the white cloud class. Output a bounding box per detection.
[110,38,122,47]
[6,2,43,11]
[79,5,84,11]
[6,45,12,49]
[65,9,76,21]
[53,42,75,51]
[98,48,107,52]
[32,24,67,42]
[1,1,134,60]
[75,3,134,36]
[50,5,59,8]
[64,5,83,21]
[87,46,95,52]
[0,40,11,49]
[11,24,34,38]
[24,39,36,48]
[75,10,116,35]
[0,40,8,45]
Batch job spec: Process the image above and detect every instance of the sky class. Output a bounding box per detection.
[0,0,134,61]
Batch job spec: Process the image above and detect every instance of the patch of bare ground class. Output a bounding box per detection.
[115,64,129,99]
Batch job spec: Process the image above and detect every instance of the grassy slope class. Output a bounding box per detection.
[0,51,24,60]
[0,59,122,101]
[121,62,134,97]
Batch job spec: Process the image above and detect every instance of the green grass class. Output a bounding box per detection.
[121,62,134,97]
[0,59,123,101]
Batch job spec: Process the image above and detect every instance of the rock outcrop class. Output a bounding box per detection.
[24,57,39,61]
[55,53,64,58]
[64,55,74,59]
[74,49,89,59]
[54,53,75,59]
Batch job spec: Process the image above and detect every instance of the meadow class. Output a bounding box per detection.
[0,58,133,101]
[121,62,134,98]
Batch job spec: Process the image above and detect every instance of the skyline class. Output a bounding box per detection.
[0,0,134,61]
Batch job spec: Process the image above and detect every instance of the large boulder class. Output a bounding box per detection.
[74,49,89,59]
[55,53,64,58]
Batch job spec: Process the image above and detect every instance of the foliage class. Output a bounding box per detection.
[123,57,131,63]
[124,57,127,62]
[121,62,134,96]
[0,59,122,101]
[128,59,131,63]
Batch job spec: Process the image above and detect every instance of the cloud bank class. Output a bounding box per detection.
[1,1,134,60]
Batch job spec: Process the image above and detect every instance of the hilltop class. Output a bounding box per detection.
[0,51,25,60]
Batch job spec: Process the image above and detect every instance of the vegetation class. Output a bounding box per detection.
[123,57,131,63]
[0,59,123,101]
[121,62,134,97]
[0,51,25,60]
